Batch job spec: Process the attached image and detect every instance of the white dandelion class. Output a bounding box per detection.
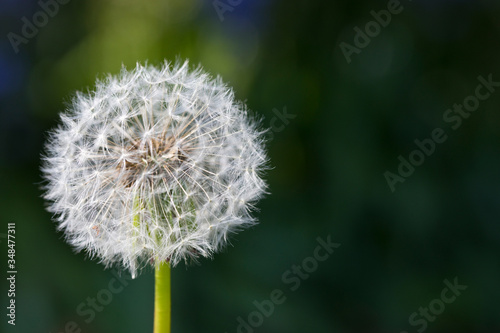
[42,60,268,278]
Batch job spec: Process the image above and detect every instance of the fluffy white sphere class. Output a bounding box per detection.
[42,61,268,277]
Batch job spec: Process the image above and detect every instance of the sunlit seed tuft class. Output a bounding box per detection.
[41,60,268,277]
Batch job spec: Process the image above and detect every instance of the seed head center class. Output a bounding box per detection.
[121,135,186,187]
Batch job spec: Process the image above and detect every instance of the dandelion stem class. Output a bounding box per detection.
[154,261,171,333]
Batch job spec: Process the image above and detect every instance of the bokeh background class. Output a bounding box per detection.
[1,0,500,332]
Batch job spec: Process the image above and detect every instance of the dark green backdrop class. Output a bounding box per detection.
[1,0,500,332]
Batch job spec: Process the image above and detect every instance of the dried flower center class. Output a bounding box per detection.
[121,136,188,187]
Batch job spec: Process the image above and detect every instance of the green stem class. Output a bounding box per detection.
[154,261,171,333]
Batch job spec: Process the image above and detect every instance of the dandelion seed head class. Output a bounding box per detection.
[42,60,268,277]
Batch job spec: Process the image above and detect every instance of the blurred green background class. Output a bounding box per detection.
[1,0,500,332]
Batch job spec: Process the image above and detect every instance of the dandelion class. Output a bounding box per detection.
[42,60,268,332]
